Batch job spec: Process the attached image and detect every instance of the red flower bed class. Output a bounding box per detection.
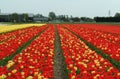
[58,25,120,79]
[0,25,47,60]
[0,24,120,79]
[74,24,120,45]
[0,25,55,79]
[76,24,120,34]
[64,24,120,62]
[0,27,35,42]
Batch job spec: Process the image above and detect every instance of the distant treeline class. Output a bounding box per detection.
[0,13,33,22]
[94,13,120,22]
[1,12,120,23]
[94,17,120,22]
[0,12,94,23]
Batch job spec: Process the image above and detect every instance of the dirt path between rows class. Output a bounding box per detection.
[54,25,69,79]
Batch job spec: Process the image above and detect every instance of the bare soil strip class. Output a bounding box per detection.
[54,26,69,79]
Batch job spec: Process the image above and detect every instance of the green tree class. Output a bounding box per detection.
[10,13,19,22]
[71,17,80,22]
[22,13,29,22]
[34,14,43,18]
[114,13,120,17]
[48,12,56,21]
[81,17,94,22]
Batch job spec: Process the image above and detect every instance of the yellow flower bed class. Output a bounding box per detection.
[0,24,45,33]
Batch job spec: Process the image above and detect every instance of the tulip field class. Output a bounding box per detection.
[0,24,120,79]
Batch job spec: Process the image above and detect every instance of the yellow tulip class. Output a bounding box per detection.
[26,76,33,79]
[0,74,7,79]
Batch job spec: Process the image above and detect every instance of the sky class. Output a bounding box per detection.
[0,0,120,18]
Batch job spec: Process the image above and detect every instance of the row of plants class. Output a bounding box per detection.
[75,24,120,34]
[0,25,47,60]
[0,25,55,79]
[58,25,120,79]
[73,24,120,45]
[0,24,120,79]
[0,27,37,43]
[0,24,45,34]
[64,24,120,62]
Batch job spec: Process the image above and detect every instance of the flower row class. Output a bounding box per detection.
[0,25,47,60]
[58,25,120,79]
[0,24,45,33]
[0,27,37,42]
[64,24,120,62]
[73,24,120,45]
[0,25,55,79]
